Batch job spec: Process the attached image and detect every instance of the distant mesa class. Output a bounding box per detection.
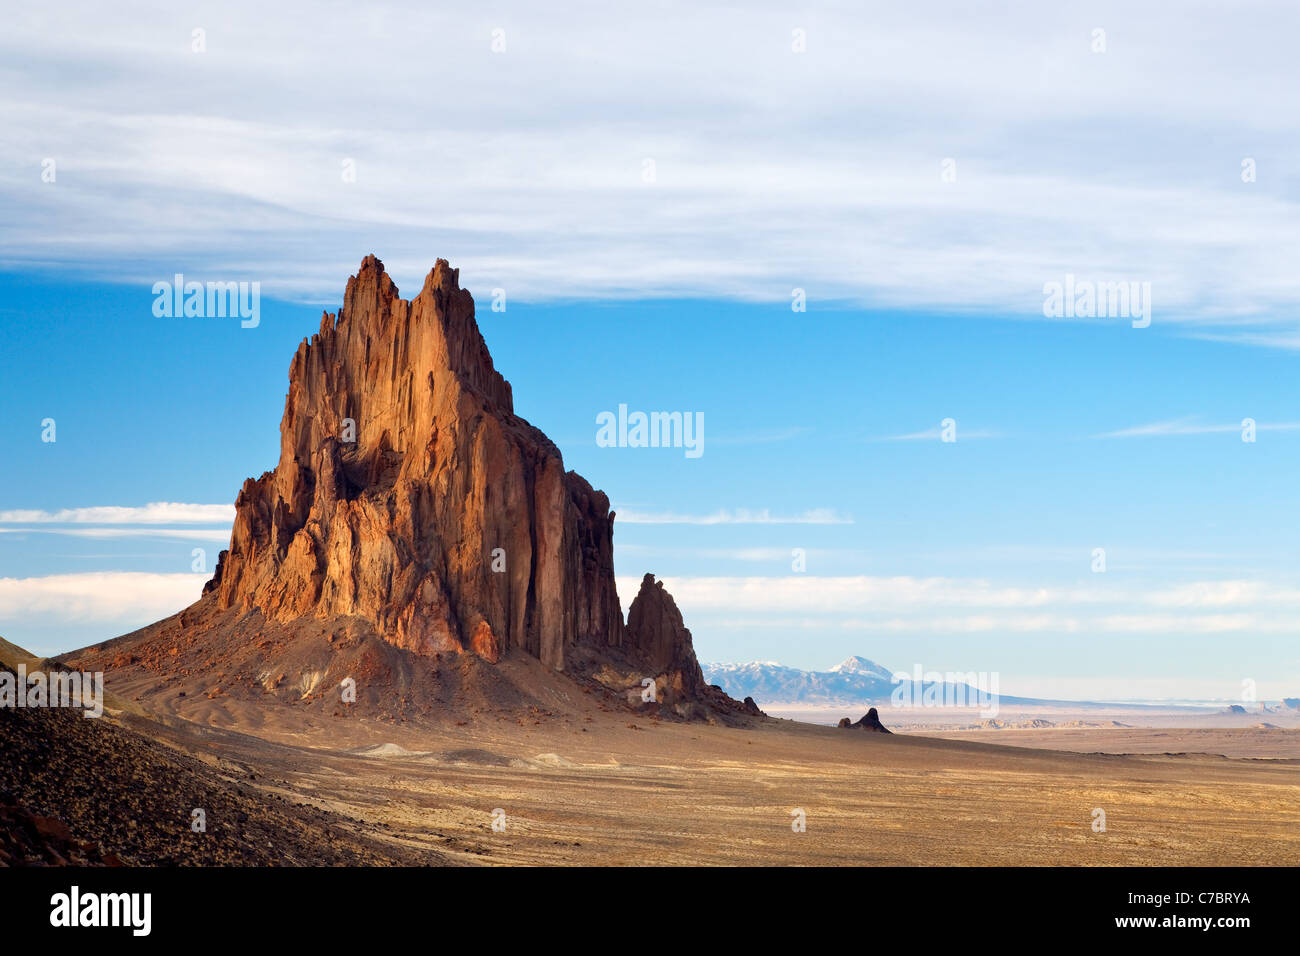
[61,256,750,722]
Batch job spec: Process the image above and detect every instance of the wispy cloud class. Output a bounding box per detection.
[618,545,868,562]
[706,612,1297,635]
[617,508,852,525]
[2,1,1300,343]
[1093,418,1300,438]
[1189,330,1300,350]
[617,575,1300,636]
[0,503,234,524]
[0,527,232,541]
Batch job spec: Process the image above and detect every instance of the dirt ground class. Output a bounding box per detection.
[15,636,1300,866]
[90,694,1300,866]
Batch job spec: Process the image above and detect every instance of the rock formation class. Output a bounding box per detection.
[183,255,723,713]
[840,707,891,733]
[623,573,706,701]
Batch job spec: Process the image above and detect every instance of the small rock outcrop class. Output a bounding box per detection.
[840,707,891,733]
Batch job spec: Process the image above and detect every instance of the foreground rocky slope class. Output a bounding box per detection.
[0,652,439,866]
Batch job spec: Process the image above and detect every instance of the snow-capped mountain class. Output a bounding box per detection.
[702,657,900,705]
[701,657,1105,710]
[827,655,894,681]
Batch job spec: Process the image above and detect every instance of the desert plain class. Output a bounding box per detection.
[10,645,1295,868]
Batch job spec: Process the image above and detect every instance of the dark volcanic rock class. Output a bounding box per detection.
[841,707,891,733]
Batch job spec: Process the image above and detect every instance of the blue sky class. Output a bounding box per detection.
[1,1,1298,700]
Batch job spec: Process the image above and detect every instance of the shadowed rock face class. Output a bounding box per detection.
[840,707,891,733]
[624,573,707,701]
[204,256,686,686]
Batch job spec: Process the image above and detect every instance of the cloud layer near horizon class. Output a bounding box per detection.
[4,565,1294,701]
[0,571,205,623]
[3,1,1299,342]
[6,569,1297,636]
[621,574,1300,631]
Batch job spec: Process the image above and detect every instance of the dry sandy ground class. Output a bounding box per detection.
[770,704,1300,759]
[115,699,1300,866]
[922,724,1300,760]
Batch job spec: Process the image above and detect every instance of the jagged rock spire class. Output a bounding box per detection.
[206,256,697,690]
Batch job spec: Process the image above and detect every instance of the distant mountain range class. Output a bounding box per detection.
[702,656,1067,709]
[702,656,901,706]
[703,657,1300,711]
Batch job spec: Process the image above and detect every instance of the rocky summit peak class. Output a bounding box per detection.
[193,256,729,714]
